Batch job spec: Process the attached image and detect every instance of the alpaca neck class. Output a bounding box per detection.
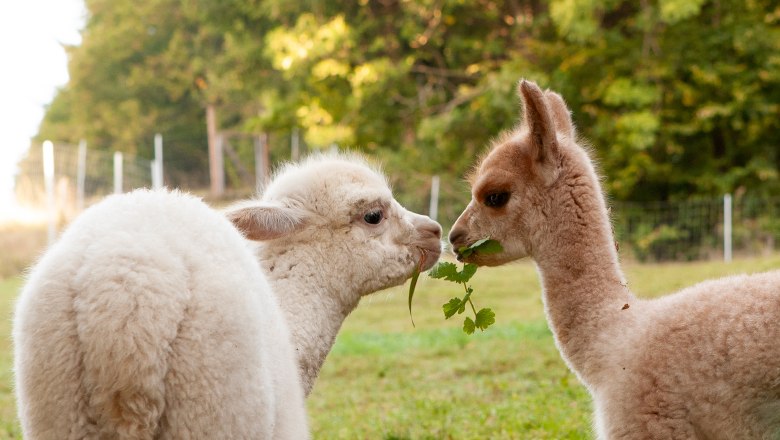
[533,183,634,381]
[257,249,360,396]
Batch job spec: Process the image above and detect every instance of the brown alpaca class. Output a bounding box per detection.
[449,80,780,439]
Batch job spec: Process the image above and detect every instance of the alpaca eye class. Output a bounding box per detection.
[484,192,510,208]
[363,209,383,225]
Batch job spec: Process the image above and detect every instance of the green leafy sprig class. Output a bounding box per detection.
[407,238,503,334]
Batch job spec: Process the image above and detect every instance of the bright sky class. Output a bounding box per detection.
[0,0,85,218]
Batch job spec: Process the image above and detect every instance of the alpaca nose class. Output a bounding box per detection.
[419,218,442,239]
[448,228,466,247]
[410,213,441,240]
[427,222,442,239]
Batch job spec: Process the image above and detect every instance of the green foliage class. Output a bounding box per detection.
[429,239,503,334]
[429,262,478,284]
[442,289,472,318]
[25,0,780,207]
[456,237,503,258]
[659,0,707,24]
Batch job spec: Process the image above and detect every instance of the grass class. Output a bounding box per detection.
[306,255,780,439]
[1,255,779,438]
[0,224,46,280]
[0,277,22,439]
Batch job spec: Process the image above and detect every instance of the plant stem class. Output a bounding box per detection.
[464,283,478,316]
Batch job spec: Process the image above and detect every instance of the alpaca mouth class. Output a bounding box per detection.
[417,246,442,271]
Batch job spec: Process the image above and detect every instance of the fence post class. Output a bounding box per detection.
[42,140,56,244]
[724,193,732,262]
[76,139,87,212]
[152,133,163,189]
[291,127,300,161]
[429,175,440,222]
[114,152,123,195]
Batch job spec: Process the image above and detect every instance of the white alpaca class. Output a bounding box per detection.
[14,154,442,439]
[449,80,780,439]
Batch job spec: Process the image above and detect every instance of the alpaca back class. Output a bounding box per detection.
[14,190,307,439]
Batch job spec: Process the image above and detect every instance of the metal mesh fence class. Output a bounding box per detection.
[12,141,780,262]
[611,196,780,262]
[15,142,153,219]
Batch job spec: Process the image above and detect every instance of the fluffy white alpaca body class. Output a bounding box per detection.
[15,154,442,439]
[15,190,304,439]
[449,80,780,439]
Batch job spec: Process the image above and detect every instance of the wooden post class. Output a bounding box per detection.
[206,104,224,197]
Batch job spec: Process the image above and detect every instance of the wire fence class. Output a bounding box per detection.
[12,141,780,263]
[611,196,780,262]
[15,142,153,221]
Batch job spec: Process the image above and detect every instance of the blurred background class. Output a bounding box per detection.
[1,2,779,438]
[2,0,780,264]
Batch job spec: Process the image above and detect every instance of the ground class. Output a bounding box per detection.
[2,255,779,439]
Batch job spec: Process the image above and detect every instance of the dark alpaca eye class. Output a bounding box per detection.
[484,192,510,208]
[363,210,383,225]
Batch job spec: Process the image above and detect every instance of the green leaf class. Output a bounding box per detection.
[463,317,476,335]
[473,239,503,255]
[428,262,477,284]
[457,238,503,258]
[458,264,478,283]
[469,237,492,249]
[457,246,474,258]
[407,261,422,328]
[429,262,459,280]
[442,297,463,319]
[474,308,496,331]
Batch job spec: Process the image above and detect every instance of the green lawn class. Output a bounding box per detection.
[2,255,780,439]
[0,277,22,440]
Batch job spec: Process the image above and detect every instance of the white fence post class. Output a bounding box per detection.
[724,193,732,262]
[42,140,56,244]
[76,139,87,212]
[114,152,123,195]
[152,133,163,189]
[429,175,440,222]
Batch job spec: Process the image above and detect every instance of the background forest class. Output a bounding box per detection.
[24,0,780,212]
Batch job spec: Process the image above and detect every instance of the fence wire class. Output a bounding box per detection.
[612,197,780,262]
[15,142,153,220]
[12,142,780,262]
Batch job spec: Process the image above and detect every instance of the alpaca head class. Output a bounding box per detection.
[449,79,602,266]
[227,153,442,299]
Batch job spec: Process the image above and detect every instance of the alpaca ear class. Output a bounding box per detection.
[518,80,560,165]
[225,201,306,241]
[544,90,576,139]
